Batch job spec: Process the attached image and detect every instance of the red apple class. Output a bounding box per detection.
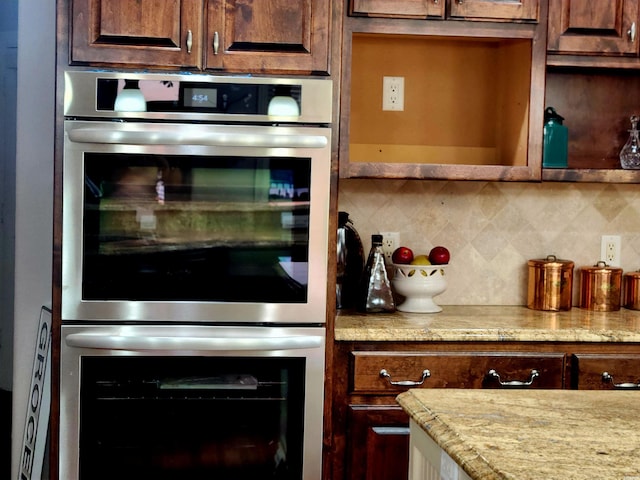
[429,246,450,265]
[392,246,414,264]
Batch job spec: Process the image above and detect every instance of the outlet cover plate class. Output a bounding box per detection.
[380,232,400,263]
[601,235,621,266]
[382,76,404,111]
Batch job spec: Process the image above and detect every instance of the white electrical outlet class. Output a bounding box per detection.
[380,232,400,263]
[601,235,621,266]
[382,76,404,111]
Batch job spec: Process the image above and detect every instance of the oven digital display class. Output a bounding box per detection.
[183,87,217,109]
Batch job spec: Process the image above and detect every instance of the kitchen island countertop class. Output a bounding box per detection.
[397,389,640,480]
[335,305,640,342]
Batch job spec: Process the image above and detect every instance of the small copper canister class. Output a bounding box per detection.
[579,261,622,311]
[527,255,574,311]
[623,271,640,310]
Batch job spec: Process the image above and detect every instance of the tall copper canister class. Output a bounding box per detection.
[623,271,640,310]
[527,255,574,311]
[579,261,622,311]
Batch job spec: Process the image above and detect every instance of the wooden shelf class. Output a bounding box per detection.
[542,168,640,183]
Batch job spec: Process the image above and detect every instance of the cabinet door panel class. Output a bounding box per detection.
[347,405,409,480]
[205,0,330,74]
[449,0,539,22]
[548,0,640,55]
[72,0,203,67]
[570,354,640,389]
[351,351,564,393]
[349,0,444,19]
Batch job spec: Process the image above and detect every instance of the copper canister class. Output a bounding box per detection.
[579,261,622,311]
[623,271,640,310]
[527,255,574,311]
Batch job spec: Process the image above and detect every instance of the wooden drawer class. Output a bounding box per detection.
[570,354,640,389]
[351,351,565,394]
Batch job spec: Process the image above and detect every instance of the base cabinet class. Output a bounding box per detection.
[347,406,409,480]
[330,341,640,480]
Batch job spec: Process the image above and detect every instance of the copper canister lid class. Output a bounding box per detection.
[580,261,622,311]
[527,255,574,269]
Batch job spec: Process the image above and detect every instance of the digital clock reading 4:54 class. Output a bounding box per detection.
[184,87,217,109]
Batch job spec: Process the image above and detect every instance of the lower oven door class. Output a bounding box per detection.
[59,324,325,480]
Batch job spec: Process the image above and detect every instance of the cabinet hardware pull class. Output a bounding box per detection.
[213,31,220,55]
[602,372,640,389]
[379,369,430,387]
[629,22,637,43]
[186,29,193,54]
[487,369,539,388]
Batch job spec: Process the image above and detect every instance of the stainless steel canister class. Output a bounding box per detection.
[527,255,574,311]
[579,261,623,311]
[623,270,640,310]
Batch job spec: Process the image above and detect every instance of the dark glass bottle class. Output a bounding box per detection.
[357,234,396,313]
[336,212,364,309]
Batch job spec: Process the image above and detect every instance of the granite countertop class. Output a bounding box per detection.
[396,389,640,480]
[335,305,640,342]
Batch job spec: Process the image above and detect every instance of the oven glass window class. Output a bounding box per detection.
[79,356,305,480]
[82,154,311,302]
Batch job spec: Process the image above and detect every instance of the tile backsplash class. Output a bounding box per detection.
[339,179,640,306]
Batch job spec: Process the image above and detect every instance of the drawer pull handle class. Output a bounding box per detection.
[213,31,220,55]
[186,29,193,54]
[379,369,430,387]
[602,372,640,389]
[629,22,637,43]
[487,369,539,388]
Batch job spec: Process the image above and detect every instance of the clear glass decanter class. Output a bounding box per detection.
[620,115,640,169]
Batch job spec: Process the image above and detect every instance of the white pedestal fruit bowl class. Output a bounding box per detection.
[391,264,448,313]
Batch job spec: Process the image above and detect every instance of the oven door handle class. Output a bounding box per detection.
[67,127,329,149]
[65,332,323,352]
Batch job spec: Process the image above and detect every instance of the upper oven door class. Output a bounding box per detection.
[62,121,331,323]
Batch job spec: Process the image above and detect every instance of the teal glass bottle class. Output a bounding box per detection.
[542,107,568,168]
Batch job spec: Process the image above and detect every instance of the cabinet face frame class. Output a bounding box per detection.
[338,15,548,181]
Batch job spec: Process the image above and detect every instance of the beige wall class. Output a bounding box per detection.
[339,179,640,306]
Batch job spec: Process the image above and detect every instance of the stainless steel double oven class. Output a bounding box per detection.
[59,71,332,479]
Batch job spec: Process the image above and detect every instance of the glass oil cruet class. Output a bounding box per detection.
[620,115,640,169]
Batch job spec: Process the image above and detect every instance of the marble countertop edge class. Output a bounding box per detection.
[335,306,640,342]
[396,391,506,480]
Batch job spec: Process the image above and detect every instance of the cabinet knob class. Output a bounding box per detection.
[602,372,640,389]
[629,22,637,43]
[213,31,220,55]
[487,369,539,388]
[379,368,431,387]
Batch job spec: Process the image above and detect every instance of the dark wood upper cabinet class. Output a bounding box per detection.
[349,0,539,22]
[71,0,203,68]
[349,0,444,19]
[205,0,330,74]
[449,0,540,22]
[70,0,330,74]
[548,0,640,56]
